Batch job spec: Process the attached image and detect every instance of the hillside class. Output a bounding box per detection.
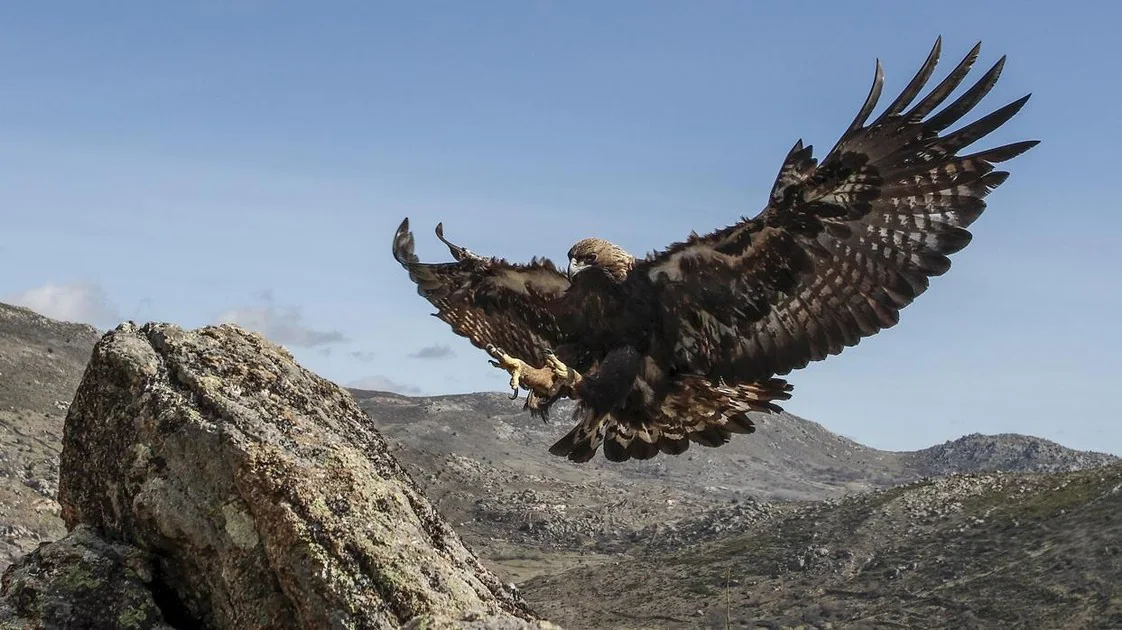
[348,389,1118,587]
[523,464,1122,628]
[0,304,102,570]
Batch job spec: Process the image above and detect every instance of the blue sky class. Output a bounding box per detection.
[2,2,1119,454]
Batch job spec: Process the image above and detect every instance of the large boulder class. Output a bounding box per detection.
[42,321,551,628]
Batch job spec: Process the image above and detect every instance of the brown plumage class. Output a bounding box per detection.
[392,38,1038,463]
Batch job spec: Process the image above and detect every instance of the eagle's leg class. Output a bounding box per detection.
[485,344,556,400]
[544,348,584,391]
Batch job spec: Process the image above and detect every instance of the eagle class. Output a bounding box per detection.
[392,39,1037,463]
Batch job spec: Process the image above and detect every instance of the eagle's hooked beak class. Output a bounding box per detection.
[567,259,587,281]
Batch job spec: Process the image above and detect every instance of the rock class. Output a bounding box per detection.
[56,322,546,628]
[0,524,171,629]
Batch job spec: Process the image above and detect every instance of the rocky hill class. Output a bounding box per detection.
[904,432,1116,476]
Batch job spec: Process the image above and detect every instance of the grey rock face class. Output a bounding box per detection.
[56,322,543,628]
[0,524,172,629]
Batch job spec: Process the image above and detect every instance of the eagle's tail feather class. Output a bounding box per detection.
[549,376,792,463]
[662,376,792,453]
[548,414,608,463]
[661,376,793,421]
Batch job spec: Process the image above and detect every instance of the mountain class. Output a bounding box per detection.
[353,390,1117,504]
[905,432,1116,476]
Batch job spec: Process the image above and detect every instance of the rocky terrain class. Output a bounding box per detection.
[525,466,1122,628]
[0,301,1119,628]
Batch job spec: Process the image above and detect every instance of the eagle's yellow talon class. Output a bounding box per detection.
[507,364,522,398]
[487,344,532,399]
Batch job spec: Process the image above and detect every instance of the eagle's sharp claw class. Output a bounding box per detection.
[487,344,530,399]
[488,344,576,399]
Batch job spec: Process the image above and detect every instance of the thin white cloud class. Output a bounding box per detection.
[349,350,377,362]
[346,375,422,395]
[216,292,346,348]
[408,344,454,360]
[7,282,119,328]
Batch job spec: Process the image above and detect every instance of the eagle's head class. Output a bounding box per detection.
[567,238,635,282]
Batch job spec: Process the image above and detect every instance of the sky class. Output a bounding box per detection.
[2,2,1120,455]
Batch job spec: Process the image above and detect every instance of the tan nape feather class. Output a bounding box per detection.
[568,238,635,282]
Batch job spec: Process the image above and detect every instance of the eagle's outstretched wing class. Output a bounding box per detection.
[392,218,570,365]
[639,39,1038,383]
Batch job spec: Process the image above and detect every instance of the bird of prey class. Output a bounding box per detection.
[393,39,1037,463]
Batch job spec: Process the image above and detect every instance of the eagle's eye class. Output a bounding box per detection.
[585,253,598,264]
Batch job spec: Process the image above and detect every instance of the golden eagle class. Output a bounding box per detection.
[393,39,1037,463]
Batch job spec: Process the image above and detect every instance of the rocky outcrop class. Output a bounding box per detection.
[0,525,171,629]
[5,321,550,629]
